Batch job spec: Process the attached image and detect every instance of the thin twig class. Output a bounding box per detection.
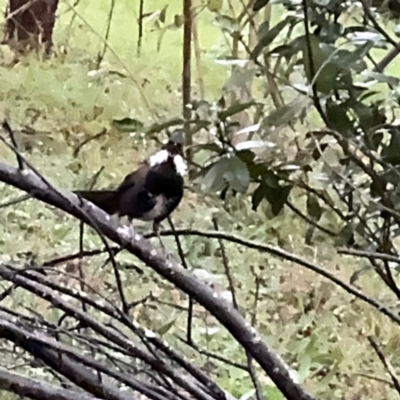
[2,120,23,169]
[212,217,237,309]
[0,138,129,315]
[149,228,400,327]
[137,0,145,56]
[246,353,266,400]
[354,372,394,389]
[249,265,261,326]
[360,0,398,47]
[0,160,316,400]
[77,165,107,315]
[0,285,15,302]
[338,248,400,264]
[183,0,193,168]
[374,40,400,72]
[0,193,32,209]
[212,217,264,400]
[167,216,194,344]
[97,0,115,67]
[367,336,400,394]
[177,335,248,371]
[73,130,107,157]
[286,200,337,237]
[43,247,119,267]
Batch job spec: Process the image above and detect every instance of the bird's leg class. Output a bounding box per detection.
[127,217,136,237]
[153,221,178,262]
[153,221,166,250]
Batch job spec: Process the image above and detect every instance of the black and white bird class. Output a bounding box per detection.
[75,131,187,244]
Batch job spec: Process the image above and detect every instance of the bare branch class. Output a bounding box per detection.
[0,367,104,400]
[368,336,400,394]
[0,160,316,400]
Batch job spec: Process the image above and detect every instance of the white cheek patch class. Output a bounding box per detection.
[173,154,187,176]
[149,149,187,176]
[149,150,169,166]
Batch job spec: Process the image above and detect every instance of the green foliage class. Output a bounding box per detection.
[252,16,300,60]
[253,0,271,12]
[200,155,251,193]
[112,117,145,133]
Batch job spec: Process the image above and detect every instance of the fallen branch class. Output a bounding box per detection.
[0,367,104,400]
[0,160,316,400]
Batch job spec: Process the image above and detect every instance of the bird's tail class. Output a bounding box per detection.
[74,190,118,215]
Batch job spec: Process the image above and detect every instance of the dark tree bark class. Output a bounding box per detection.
[4,0,59,53]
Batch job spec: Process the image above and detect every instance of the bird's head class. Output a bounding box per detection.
[164,129,184,155]
[149,130,187,176]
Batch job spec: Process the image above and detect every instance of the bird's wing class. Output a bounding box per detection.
[116,164,149,194]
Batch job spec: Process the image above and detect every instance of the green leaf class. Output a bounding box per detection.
[349,31,386,48]
[325,99,354,137]
[236,150,256,164]
[265,184,291,216]
[157,26,168,52]
[261,171,292,216]
[146,118,184,134]
[246,160,270,180]
[159,5,168,23]
[236,150,272,181]
[320,21,343,42]
[201,156,250,193]
[252,183,267,210]
[192,143,223,153]
[307,195,322,220]
[235,140,275,151]
[224,68,256,91]
[253,0,270,12]
[362,71,400,87]
[302,35,342,94]
[156,318,176,336]
[328,49,365,73]
[252,16,298,60]
[257,20,270,41]
[112,118,144,133]
[268,36,306,63]
[335,222,356,246]
[223,156,251,193]
[358,89,381,102]
[218,101,255,120]
[349,100,386,132]
[298,354,312,381]
[214,14,239,34]
[366,131,383,152]
[262,98,311,127]
[308,172,331,190]
[331,41,374,72]
[207,0,223,12]
[174,14,184,27]
[199,165,222,192]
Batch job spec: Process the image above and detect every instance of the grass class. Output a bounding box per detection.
[0,1,399,399]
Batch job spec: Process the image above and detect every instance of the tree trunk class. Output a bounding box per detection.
[4,0,59,54]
